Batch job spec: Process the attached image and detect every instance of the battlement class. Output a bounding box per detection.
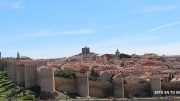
[89,80,112,88]
[24,62,38,67]
[76,73,88,77]
[6,60,16,64]
[40,66,52,70]
[113,76,123,80]
[55,77,76,81]
[16,62,25,66]
[125,82,150,89]
[170,81,180,85]
[150,77,161,80]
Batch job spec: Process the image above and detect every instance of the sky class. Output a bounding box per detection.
[0,0,180,59]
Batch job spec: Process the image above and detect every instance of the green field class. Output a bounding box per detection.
[0,71,34,101]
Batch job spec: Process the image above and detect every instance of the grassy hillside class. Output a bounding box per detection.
[0,71,34,101]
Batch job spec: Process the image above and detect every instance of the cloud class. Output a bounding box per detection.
[133,5,178,13]
[0,28,94,45]
[148,21,180,33]
[2,45,83,59]
[134,36,159,41]
[23,28,93,38]
[126,42,180,55]
[0,1,23,9]
[91,34,159,48]
[91,39,180,56]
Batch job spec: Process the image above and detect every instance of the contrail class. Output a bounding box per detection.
[148,20,180,33]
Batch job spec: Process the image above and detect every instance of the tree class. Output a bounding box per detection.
[89,69,100,81]
[54,69,76,79]
[90,69,99,77]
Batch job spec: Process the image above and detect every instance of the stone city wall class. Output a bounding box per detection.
[55,77,76,93]
[16,62,25,85]
[2,60,55,94]
[2,59,180,99]
[54,74,121,98]
[124,82,150,97]
[68,98,180,101]
[0,60,3,70]
[89,80,112,97]
[162,82,180,91]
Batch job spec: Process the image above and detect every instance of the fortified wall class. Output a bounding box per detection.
[55,74,180,98]
[1,59,180,98]
[162,82,180,92]
[0,59,55,94]
[55,73,123,98]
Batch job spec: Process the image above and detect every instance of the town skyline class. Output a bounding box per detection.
[1,46,180,59]
[1,0,180,58]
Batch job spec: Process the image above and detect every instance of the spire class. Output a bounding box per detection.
[17,52,20,60]
[0,51,1,59]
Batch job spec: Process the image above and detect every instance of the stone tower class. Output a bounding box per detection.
[76,73,89,97]
[82,46,90,54]
[24,63,38,88]
[150,78,161,97]
[39,66,55,93]
[113,77,124,98]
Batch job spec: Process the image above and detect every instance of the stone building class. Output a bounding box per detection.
[82,46,90,54]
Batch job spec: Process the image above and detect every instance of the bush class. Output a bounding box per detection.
[139,80,147,84]
[54,69,76,79]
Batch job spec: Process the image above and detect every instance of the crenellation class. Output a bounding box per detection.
[24,62,37,67]
[89,80,112,88]
[56,76,76,80]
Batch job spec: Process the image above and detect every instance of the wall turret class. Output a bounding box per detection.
[76,73,89,97]
[16,62,25,85]
[113,77,124,98]
[150,78,161,97]
[39,66,55,93]
[24,62,38,88]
